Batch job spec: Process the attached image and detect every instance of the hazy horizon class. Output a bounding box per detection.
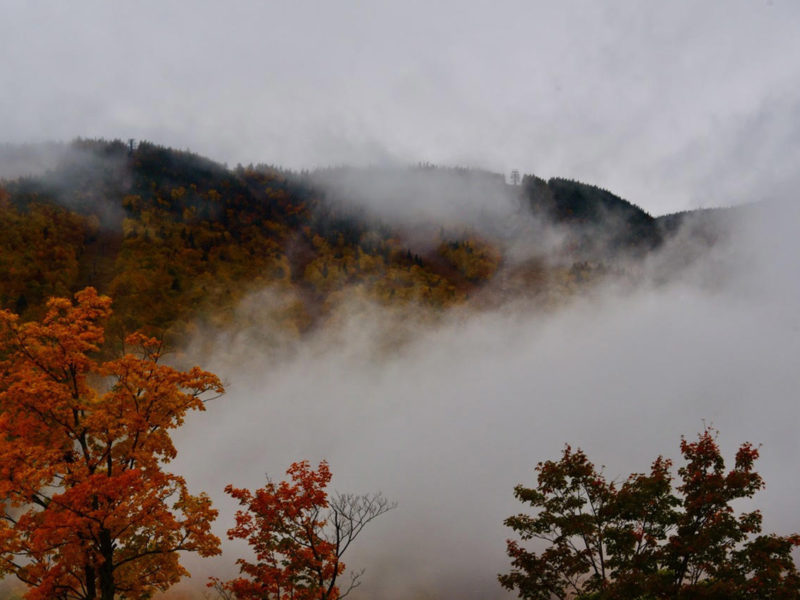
[3,2,800,215]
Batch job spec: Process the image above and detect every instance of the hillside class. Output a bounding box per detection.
[0,139,726,347]
[521,174,663,256]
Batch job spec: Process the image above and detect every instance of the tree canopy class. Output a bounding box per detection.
[500,428,800,600]
[0,288,224,600]
[212,460,395,600]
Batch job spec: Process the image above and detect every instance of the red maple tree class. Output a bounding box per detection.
[213,460,394,600]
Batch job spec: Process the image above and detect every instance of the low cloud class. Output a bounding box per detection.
[309,165,520,237]
[0,142,70,180]
[167,198,800,599]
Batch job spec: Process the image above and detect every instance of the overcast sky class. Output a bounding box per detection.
[2,1,800,213]
[2,4,800,598]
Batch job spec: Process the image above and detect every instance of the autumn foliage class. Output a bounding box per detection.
[213,460,394,600]
[0,288,224,600]
[1,142,519,343]
[500,428,800,599]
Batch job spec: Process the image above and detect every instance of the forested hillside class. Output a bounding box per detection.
[0,139,723,347]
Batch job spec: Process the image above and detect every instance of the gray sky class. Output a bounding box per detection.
[3,1,800,214]
[3,4,800,598]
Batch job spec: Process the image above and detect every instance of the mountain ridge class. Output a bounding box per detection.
[0,138,733,348]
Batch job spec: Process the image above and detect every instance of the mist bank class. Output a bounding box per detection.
[165,196,800,600]
[309,164,515,235]
[0,141,70,180]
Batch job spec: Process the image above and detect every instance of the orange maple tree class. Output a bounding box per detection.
[0,288,224,600]
[213,461,394,600]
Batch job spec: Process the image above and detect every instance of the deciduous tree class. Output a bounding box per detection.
[500,428,800,599]
[0,288,224,600]
[213,460,394,600]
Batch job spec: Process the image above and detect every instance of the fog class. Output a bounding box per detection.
[163,196,800,599]
[310,166,515,234]
[4,2,800,214]
[0,142,70,180]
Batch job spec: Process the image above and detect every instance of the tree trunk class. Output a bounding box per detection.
[98,529,115,600]
[84,563,96,600]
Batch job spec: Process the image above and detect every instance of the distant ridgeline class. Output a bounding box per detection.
[0,139,725,346]
[522,174,663,254]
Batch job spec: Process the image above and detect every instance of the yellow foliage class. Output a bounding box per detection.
[437,237,501,282]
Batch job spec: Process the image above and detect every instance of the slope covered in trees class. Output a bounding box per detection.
[0,139,727,347]
[521,174,663,256]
